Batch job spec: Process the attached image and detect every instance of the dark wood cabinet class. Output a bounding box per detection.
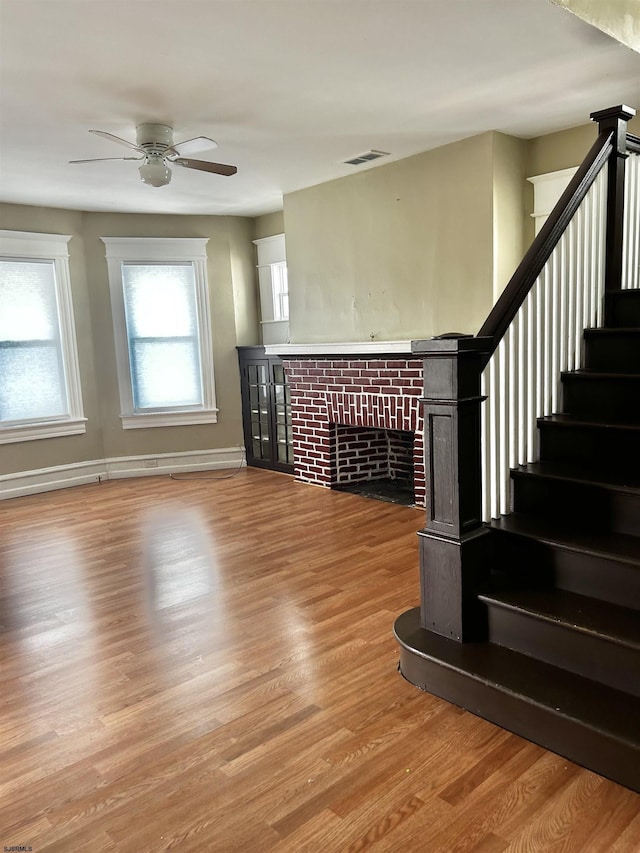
[237,346,294,474]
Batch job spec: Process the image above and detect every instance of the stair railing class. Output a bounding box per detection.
[481,117,640,520]
[411,105,637,642]
[480,150,609,519]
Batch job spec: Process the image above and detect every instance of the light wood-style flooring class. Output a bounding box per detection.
[0,469,638,852]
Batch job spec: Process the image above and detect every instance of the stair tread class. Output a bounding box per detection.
[512,460,640,492]
[490,513,640,564]
[584,327,640,335]
[479,588,640,650]
[395,608,640,747]
[538,413,640,430]
[562,369,640,380]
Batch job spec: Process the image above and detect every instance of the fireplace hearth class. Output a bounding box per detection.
[335,477,415,506]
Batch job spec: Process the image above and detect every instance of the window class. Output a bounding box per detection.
[102,237,217,429]
[271,261,289,322]
[253,233,289,345]
[0,230,85,444]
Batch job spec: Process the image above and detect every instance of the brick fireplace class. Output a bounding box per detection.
[277,350,425,507]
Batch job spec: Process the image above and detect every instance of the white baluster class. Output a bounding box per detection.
[567,218,577,371]
[550,252,559,413]
[489,355,500,518]
[517,304,527,466]
[526,289,536,463]
[508,322,518,471]
[497,336,506,515]
[623,153,639,290]
[481,369,490,521]
[595,169,606,327]
[574,204,585,367]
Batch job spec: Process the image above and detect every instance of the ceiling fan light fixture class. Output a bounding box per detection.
[139,156,172,187]
[72,125,236,184]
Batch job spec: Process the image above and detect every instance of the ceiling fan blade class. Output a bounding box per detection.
[69,156,144,164]
[89,130,145,153]
[173,157,237,176]
[172,136,219,156]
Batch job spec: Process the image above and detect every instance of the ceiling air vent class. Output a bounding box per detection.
[343,149,389,166]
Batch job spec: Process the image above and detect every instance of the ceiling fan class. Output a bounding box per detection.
[69,123,237,187]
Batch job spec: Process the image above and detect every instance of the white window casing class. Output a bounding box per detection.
[253,233,289,345]
[528,167,578,235]
[101,237,218,429]
[0,230,86,444]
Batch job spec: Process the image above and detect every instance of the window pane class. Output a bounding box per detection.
[272,262,289,321]
[121,262,204,411]
[122,263,197,337]
[130,339,202,409]
[278,441,290,464]
[0,344,66,420]
[0,259,68,423]
[0,260,59,341]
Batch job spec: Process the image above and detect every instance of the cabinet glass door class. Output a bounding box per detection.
[239,348,294,474]
[247,363,271,461]
[272,363,293,465]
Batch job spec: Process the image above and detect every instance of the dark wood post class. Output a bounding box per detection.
[591,105,636,292]
[411,335,493,642]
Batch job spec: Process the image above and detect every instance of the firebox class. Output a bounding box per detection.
[333,425,415,505]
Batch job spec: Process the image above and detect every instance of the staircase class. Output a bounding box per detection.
[484,288,640,789]
[394,106,640,793]
[395,294,640,792]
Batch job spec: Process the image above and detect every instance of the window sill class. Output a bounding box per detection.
[120,409,219,429]
[0,418,88,444]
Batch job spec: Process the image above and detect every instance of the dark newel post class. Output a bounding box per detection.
[412,335,493,642]
[591,105,636,292]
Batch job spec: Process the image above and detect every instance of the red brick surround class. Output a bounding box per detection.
[282,357,425,507]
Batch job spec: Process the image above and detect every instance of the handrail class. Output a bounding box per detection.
[628,132,640,154]
[478,130,614,355]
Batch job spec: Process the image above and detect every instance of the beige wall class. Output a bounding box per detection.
[254,211,284,240]
[527,112,640,176]
[524,112,640,243]
[229,217,260,347]
[284,132,497,343]
[0,204,258,476]
[283,110,638,348]
[491,133,527,300]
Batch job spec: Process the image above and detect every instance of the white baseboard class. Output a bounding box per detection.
[0,447,245,500]
[0,460,106,500]
[104,447,245,479]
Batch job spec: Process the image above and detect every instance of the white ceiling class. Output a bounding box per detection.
[1,0,639,218]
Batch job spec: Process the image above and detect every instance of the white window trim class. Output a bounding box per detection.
[253,233,289,346]
[528,167,578,235]
[0,230,86,444]
[101,237,218,429]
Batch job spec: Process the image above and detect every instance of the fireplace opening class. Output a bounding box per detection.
[331,425,415,506]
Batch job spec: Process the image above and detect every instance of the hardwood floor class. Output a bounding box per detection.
[0,469,638,852]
